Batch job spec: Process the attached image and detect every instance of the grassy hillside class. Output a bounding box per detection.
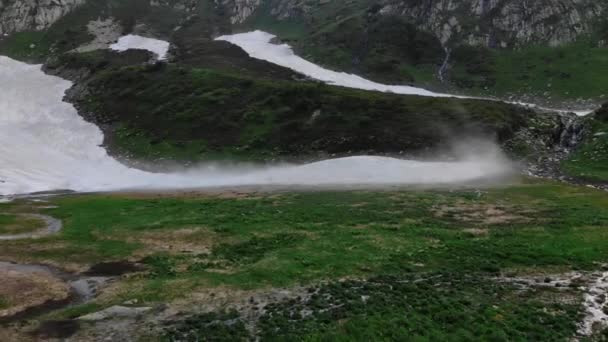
[296,14,444,86]
[60,50,537,163]
[298,26,608,105]
[239,1,608,105]
[450,40,608,101]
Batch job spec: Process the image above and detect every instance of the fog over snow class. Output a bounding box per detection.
[0,54,513,196]
[0,33,518,196]
[216,31,595,116]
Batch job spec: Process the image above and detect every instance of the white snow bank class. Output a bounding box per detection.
[0,56,153,195]
[217,31,456,98]
[0,56,512,196]
[216,31,596,116]
[110,34,170,60]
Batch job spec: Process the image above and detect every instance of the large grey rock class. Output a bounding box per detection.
[78,305,152,321]
[0,0,85,35]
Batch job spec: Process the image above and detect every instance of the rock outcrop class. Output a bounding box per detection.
[0,0,85,35]
[220,0,606,48]
[3,0,605,49]
[379,0,606,47]
[218,0,261,24]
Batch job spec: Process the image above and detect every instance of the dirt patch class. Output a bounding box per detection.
[433,201,531,225]
[0,327,34,342]
[0,269,70,320]
[33,320,80,339]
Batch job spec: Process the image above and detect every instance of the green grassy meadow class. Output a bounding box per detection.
[2,180,608,339]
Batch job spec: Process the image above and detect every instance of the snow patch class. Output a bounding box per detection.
[110,34,170,60]
[216,31,596,116]
[217,31,456,98]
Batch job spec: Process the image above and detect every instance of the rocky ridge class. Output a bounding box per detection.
[2,0,606,49]
[378,0,606,47]
[0,0,85,35]
[222,0,606,48]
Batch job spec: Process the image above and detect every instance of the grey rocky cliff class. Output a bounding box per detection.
[221,0,606,48]
[379,0,606,47]
[217,0,261,24]
[0,0,85,35]
[3,0,605,49]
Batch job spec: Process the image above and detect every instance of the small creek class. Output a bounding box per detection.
[0,261,111,322]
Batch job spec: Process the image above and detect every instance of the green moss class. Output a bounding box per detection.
[485,41,608,100]
[251,274,579,341]
[297,14,444,85]
[211,233,302,264]
[0,31,51,61]
[164,310,249,341]
[0,296,9,310]
[563,109,608,182]
[50,303,103,320]
[0,214,45,235]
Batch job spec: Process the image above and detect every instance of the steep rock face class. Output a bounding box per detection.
[379,0,606,47]
[217,0,262,24]
[219,0,309,25]
[0,0,85,35]
[3,0,605,49]
[221,0,605,48]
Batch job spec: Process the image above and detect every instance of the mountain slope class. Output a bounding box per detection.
[231,0,608,107]
[45,50,552,165]
[1,0,606,108]
[0,0,602,184]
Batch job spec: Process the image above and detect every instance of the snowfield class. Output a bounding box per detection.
[0,54,512,196]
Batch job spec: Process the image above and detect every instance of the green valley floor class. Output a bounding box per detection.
[1,179,607,341]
